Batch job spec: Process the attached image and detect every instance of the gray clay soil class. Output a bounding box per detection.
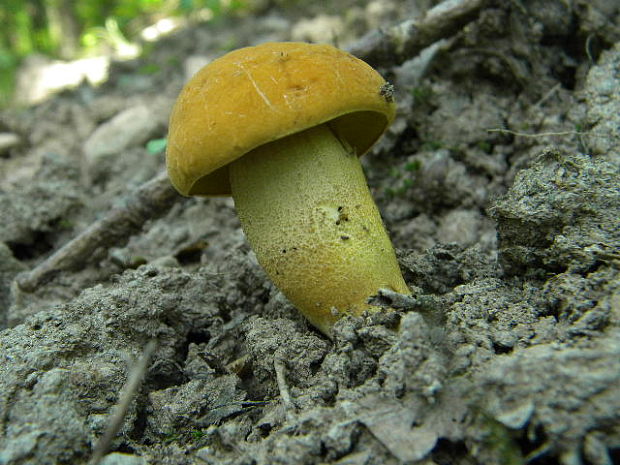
[1,1,619,464]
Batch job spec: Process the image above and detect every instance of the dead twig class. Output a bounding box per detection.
[17,171,179,292]
[89,340,158,465]
[347,0,488,67]
[489,127,596,160]
[487,128,587,138]
[274,357,297,422]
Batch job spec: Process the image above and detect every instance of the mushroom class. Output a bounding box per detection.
[166,42,410,335]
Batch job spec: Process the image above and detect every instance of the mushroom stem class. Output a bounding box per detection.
[229,123,410,335]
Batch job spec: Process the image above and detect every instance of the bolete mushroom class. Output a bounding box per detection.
[166,42,410,335]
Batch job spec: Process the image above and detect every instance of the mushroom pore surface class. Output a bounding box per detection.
[229,123,410,335]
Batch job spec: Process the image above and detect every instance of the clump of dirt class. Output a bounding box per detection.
[0,1,619,464]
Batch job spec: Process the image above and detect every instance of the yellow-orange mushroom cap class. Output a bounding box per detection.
[166,41,396,196]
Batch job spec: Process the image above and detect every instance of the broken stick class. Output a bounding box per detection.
[17,171,179,292]
[347,0,487,67]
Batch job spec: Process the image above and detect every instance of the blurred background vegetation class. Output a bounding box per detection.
[0,0,249,106]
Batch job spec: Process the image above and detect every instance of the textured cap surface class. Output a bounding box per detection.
[166,41,396,196]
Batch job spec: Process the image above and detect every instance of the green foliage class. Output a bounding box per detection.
[404,160,421,172]
[146,137,167,154]
[0,0,247,106]
[421,140,443,151]
[138,62,161,75]
[191,429,206,440]
[385,159,422,198]
[476,140,493,153]
[476,413,525,465]
[410,85,434,105]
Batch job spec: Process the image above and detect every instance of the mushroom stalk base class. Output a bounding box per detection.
[229,124,410,335]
